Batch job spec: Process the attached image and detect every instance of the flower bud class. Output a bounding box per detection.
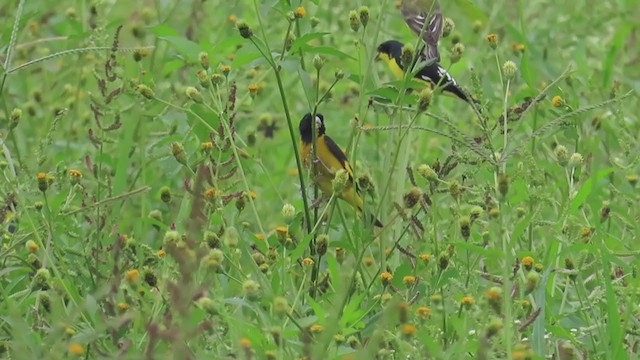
[417,88,433,112]
[403,187,423,208]
[525,271,540,294]
[459,216,471,240]
[332,169,349,193]
[569,152,583,168]
[349,10,360,32]
[449,43,464,64]
[294,6,306,18]
[242,279,260,300]
[358,6,370,27]
[170,142,187,165]
[197,70,209,88]
[417,164,438,182]
[401,43,415,69]
[185,86,203,103]
[199,52,209,70]
[223,226,239,248]
[159,186,171,203]
[135,84,155,99]
[486,33,498,49]
[312,55,325,71]
[237,20,253,39]
[316,234,328,256]
[554,145,569,166]
[10,108,22,129]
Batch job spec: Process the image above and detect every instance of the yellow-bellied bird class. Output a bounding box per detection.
[298,113,382,228]
[377,39,473,103]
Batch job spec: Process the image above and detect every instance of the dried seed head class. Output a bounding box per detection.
[401,43,415,69]
[554,145,569,166]
[417,88,433,112]
[159,186,171,203]
[403,187,423,208]
[449,43,465,64]
[417,164,438,182]
[470,206,483,221]
[442,17,455,38]
[236,20,253,39]
[170,142,187,165]
[198,52,209,70]
[223,226,239,248]
[358,6,370,27]
[498,172,509,197]
[502,60,517,79]
[281,203,296,221]
[316,234,329,256]
[459,216,471,240]
[569,152,583,168]
[332,169,349,193]
[242,279,260,300]
[185,86,203,103]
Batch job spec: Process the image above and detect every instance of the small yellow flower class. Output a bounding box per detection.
[309,324,323,333]
[219,64,231,76]
[401,323,417,337]
[486,287,502,301]
[380,271,393,284]
[239,337,251,348]
[294,6,306,18]
[419,253,430,263]
[461,296,475,309]
[486,33,498,48]
[581,226,592,237]
[302,257,315,266]
[118,302,129,311]
[255,233,265,241]
[68,343,84,355]
[275,226,288,238]
[362,256,374,266]
[248,83,261,96]
[156,249,166,257]
[511,42,525,53]
[246,191,257,200]
[204,188,218,199]
[415,306,432,318]
[228,15,238,23]
[68,169,82,178]
[125,269,140,285]
[37,172,47,181]
[551,95,563,107]
[403,275,417,286]
[26,240,39,253]
[201,141,213,150]
[522,256,534,271]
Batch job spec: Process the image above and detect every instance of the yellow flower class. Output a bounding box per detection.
[246,191,257,200]
[461,296,475,309]
[204,188,218,199]
[302,257,315,266]
[201,141,213,150]
[118,302,129,311]
[522,256,534,271]
[255,233,265,241]
[403,275,417,286]
[419,253,430,263]
[551,95,563,107]
[415,306,432,318]
[294,6,307,18]
[156,249,166,257]
[68,169,82,178]
[239,337,251,348]
[125,269,140,285]
[380,271,393,284]
[511,42,525,53]
[228,15,238,23]
[219,64,231,76]
[401,323,417,337]
[26,240,39,253]
[486,33,498,49]
[248,83,260,96]
[309,324,323,333]
[68,343,84,355]
[362,256,374,266]
[581,226,592,237]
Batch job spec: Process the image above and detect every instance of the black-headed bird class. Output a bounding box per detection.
[401,0,442,61]
[298,113,382,228]
[376,39,473,103]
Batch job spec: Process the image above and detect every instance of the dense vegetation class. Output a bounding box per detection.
[1,0,639,359]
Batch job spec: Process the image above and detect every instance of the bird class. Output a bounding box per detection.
[401,0,443,61]
[298,113,383,228]
[376,39,473,103]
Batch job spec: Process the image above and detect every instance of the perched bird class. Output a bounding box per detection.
[401,0,442,61]
[376,39,473,103]
[298,113,382,228]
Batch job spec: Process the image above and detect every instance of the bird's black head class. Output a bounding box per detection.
[376,40,404,62]
[299,113,325,143]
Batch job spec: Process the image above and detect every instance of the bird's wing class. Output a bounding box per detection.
[401,1,442,61]
[318,135,354,179]
[417,63,470,102]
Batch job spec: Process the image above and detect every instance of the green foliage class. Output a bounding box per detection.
[1,0,639,359]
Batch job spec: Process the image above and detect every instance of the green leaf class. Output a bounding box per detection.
[602,23,631,89]
[159,36,203,62]
[290,32,330,53]
[599,244,627,359]
[569,167,614,213]
[149,23,178,36]
[300,45,356,60]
